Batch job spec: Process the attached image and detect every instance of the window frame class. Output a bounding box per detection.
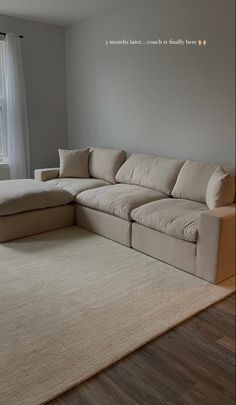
[0,39,7,163]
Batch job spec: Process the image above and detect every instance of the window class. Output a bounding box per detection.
[0,40,6,162]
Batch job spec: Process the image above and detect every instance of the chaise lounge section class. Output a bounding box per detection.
[0,179,74,242]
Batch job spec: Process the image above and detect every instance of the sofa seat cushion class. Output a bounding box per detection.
[47,178,110,197]
[0,179,73,216]
[131,198,208,242]
[76,184,167,221]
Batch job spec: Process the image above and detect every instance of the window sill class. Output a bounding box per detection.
[0,161,9,168]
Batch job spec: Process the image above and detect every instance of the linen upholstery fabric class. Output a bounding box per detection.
[59,148,90,178]
[47,178,110,197]
[0,205,74,242]
[206,167,235,209]
[115,153,184,194]
[132,223,197,274]
[89,148,126,183]
[34,168,59,182]
[77,184,167,221]
[0,179,73,216]
[131,198,208,242]
[76,206,131,246]
[196,205,236,283]
[172,160,219,203]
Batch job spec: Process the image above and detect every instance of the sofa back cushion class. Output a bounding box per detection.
[89,148,126,183]
[115,153,184,195]
[172,160,235,203]
[225,165,236,202]
[59,148,90,178]
[206,167,235,208]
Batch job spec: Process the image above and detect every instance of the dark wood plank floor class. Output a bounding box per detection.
[49,293,235,405]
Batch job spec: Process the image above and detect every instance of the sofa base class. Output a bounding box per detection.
[0,205,75,242]
[132,223,197,275]
[76,206,131,246]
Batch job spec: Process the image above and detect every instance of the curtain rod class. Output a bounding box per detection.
[0,32,23,39]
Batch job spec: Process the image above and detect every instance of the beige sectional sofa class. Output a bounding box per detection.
[0,147,235,284]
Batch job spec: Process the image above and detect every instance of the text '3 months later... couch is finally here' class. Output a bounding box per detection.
[0,147,235,284]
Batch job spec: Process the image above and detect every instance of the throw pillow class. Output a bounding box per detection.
[206,166,235,209]
[59,148,90,178]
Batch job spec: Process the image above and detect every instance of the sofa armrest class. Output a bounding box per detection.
[34,168,59,182]
[196,205,235,283]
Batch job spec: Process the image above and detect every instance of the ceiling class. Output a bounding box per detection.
[0,0,138,26]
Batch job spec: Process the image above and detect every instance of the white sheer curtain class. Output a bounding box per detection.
[3,33,30,179]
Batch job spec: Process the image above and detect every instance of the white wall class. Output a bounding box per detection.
[66,0,235,165]
[0,14,67,178]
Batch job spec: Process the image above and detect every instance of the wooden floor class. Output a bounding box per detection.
[49,293,235,405]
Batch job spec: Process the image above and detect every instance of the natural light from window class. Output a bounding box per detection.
[0,40,6,162]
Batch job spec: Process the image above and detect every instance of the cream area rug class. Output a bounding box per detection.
[0,227,235,405]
